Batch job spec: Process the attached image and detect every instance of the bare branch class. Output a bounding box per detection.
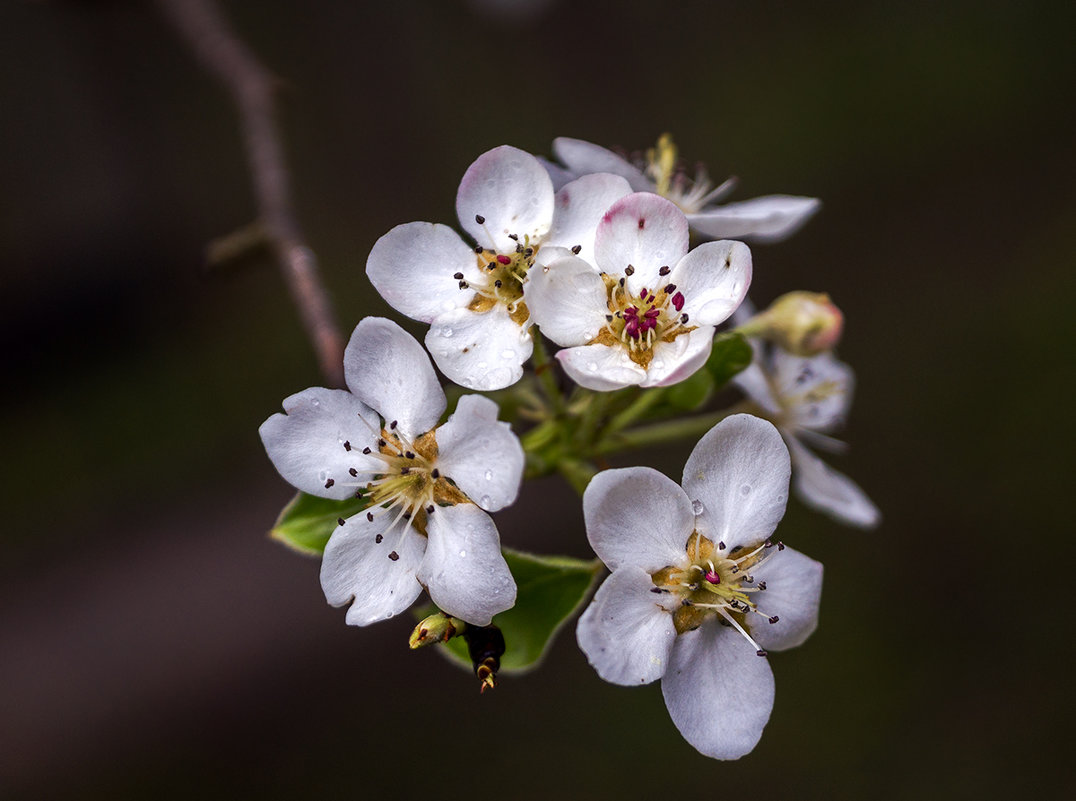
[157,0,346,387]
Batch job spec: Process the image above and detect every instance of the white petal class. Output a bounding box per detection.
[772,350,854,432]
[672,240,752,327]
[748,544,824,651]
[344,317,446,442]
[525,255,609,347]
[457,145,554,253]
[551,137,652,192]
[556,343,647,391]
[435,395,524,512]
[682,414,791,553]
[365,222,480,323]
[259,388,381,500]
[425,304,532,391]
[576,567,677,686]
[544,173,633,262]
[732,362,783,417]
[583,467,695,572]
[594,193,689,296]
[687,195,821,243]
[538,155,576,191]
[786,436,881,529]
[417,504,516,626]
[641,328,714,388]
[320,515,425,626]
[661,621,775,760]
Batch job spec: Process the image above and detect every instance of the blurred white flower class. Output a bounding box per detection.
[577,414,823,760]
[527,192,751,390]
[259,317,522,626]
[546,134,820,243]
[733,320,880,528]
[367,145,630,390]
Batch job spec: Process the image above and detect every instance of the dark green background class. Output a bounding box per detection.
[2,1,1073,798]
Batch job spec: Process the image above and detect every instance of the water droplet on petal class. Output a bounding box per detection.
[691,499,705,515]
[652,360,665,370]
[441,327,454,338]
[500,348,515,360]
[477,360,488,370]
[484,470,493,481]
[458,549,467,558]
[587,361,598,372]
[312,399,320,407]
[777,493,787,503]
[480,494,492,507]
[740,484,752,496]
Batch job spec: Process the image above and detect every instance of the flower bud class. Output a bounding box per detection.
[409,612,465,649]
[737,291,844,355]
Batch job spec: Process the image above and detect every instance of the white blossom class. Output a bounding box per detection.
[527,192,751,390]
[576,414,823,759]
[545,134,820,243]
[366,145,631,390]
[733,317,880,528]
[259,317,523,626]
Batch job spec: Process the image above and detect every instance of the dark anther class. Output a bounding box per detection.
[338,518,346,527]
[426,505,435,514]
[625,265,635,276]
[362,446,371,454]
[764,540,774,548]
[354,489,363,498]
[324,478,335,489]
[508,233,519,241]
[756,649,768,657]
[757,581,767,591]
[475,214,486,224]
[431,469,440,478]
[389,420,398,429]
[664,284,676,293]
[375,533,383,543]
[681,314,689,324]
[730,545,743,554]
[349,468,358,477]
[718,541,726,550]
[454,272,464,279]
[343,440,351,451]
[769,615,780,624]
[459,281,469,289]
[650,587,665,594]
[389,551,400,561]
[378,438,387,447]
[571,244,582,255]
[524,247,533,256]
[474,245,484,253]
[515,244,524,253]
[494,279,502,288]
[605,314,613,322]
[777,542,786,551]
[405,451,415,459]
[659,265,671,276]
[400,467,411,475]
[366,512,375,522]
[618,277,625,287]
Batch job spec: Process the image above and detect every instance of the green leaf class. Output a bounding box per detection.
[665,365,716,410]
[269,491,369,556]
[705,332,753,388]
[439,548,603,673]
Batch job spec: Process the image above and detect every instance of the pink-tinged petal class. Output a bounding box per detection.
[661,621,775,760]
[538,155,576,191]
[418,504,516,626]
[320,515,425,626]
[344,318,446,442]
[641,328,714,388]
[556,343,647,391]
[365,222,481,323]
[457,146,554,253]
[583,466,695,572]
[672,240,753,327]
[682,415,791,553]
[747,544,823,652]
[259,388,381,500]
[786,436,881,529]
[576,567,677,686]
[526,255,609,347]
[544,173,634,262]
[687,195,821,243]
[425,304,532,391]
[594,193,689,296]
[435,395,523,512]
[551,137,653,192]
[772,350,854,432]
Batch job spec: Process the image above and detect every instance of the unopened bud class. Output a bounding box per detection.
[465,625,506,694]
[737,291,843,355]
[409,612,465,649]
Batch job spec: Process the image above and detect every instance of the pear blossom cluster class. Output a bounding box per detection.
[259,135,878,762]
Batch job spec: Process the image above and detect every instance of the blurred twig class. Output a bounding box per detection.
[157,0,345,387]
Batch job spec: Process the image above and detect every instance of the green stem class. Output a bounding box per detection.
[604,387,666,435]
[594,403,751,455]
[556,458,598,496]
[530,329,566,418]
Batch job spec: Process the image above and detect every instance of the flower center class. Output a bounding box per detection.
[641,133,736,215]
[588,272,694,368]
[454,221,537,326]
[651,532,784,657]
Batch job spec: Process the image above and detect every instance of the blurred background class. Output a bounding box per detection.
[2,0,1073,798]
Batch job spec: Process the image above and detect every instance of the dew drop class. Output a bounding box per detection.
[740,484,752,496]
[484,469,494,481]
[691,499,705,515]
[652,360,665,370]
[458,549,467,558]
[777,493,787,503]
[500,348,515,360]
[480,494,492,507]
[587,361,598,372]
[311,399,320,407]
[441,327,454,338]
[477,360,488,370]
